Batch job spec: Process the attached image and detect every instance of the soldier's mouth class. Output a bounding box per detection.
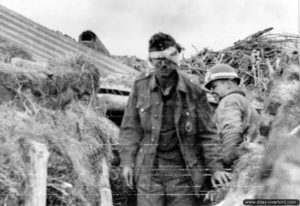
[159,67,170,72]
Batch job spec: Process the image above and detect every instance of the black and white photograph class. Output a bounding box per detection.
[0,0,299,205]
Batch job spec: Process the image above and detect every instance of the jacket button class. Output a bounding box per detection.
[188,163,195,168]
[154,114,158,118]
[140,108,144,112]
[186,112,190,116]
[151,138,155,142]
[152,126,155,130]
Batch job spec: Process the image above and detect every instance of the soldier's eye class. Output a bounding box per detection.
[170,51,178,56]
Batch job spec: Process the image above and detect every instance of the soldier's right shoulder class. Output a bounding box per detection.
[134,70,154,82]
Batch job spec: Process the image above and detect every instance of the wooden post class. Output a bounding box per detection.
[99,157,113,206]
[26,140,49,206]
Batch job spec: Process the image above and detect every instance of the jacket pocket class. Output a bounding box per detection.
[136,100,151,130]
[179,107,197,137]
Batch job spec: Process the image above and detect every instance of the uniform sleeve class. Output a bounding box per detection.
[196,93,224,173]
[216,98,243,166]
[118,82,143,167]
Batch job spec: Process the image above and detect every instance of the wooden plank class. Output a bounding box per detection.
[99,157,113,206]
[26,140,49,206]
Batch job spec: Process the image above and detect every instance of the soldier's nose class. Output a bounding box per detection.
[160,60,167,66]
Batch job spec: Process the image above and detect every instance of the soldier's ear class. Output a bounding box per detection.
[228,79,238,87]
[148,57,154,67]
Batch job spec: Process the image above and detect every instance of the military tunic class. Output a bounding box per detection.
[119,70,223,199]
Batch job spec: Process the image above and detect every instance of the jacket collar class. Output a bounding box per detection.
[221,89,245,99]
[149,70,187,93]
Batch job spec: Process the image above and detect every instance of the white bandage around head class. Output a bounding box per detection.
[149,46,181,65]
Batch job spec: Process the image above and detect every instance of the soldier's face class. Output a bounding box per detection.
[151,58,177,78]
[210,80,229,98]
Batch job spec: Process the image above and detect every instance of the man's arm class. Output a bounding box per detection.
[216,98,243,166]
[119,82,143,166]
[196,92,223,173]
[196,92,232,188]
[118,83,143,186]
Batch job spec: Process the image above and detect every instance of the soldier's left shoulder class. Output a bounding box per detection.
[222,92,248,108]
[179,72,203,89]
[228,92,250,104]
[182,73,207,99]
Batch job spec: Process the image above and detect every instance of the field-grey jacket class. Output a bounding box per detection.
[119,70,223,191]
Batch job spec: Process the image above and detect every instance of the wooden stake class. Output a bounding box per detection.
[266,58,275,78]
[26,140,49,206]
[99,157,113,206]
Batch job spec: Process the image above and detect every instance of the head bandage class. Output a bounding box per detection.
[149,46,181,66]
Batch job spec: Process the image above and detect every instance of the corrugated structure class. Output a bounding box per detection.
[0,4,137,75]
[79,30,110,56]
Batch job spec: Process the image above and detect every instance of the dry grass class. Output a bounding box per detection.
[112,55,149,72]
[0,97,119,205]
[212,143,265,206]
[0,51,119,205]
[0,54,101,110]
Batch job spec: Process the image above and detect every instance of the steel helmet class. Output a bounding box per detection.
[204,64,240,90]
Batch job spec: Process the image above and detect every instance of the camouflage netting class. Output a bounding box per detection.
[0,49,119,205]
